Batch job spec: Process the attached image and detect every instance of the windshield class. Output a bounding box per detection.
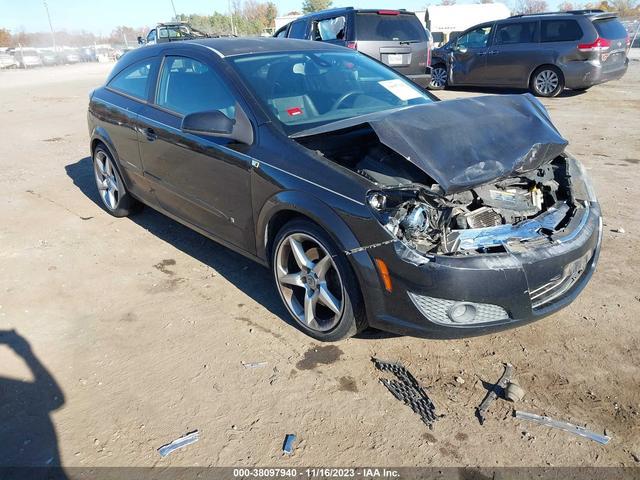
[230,51,433,135]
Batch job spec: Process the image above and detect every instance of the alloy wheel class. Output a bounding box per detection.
[275,232,345,332]
[535,69,559,96]
[430,67,447,88]
[94,150,121,211]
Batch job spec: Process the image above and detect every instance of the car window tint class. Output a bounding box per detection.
[456,26,492,48]
[314,16,346,41]
[432,31,445,43]
[275,26,288,38]
[541,20,582,42]
[593,18,627,39]
[156,56,236,118]
[288,21,307,38]
[147,30,156,42]
[495,22,537,45]
[355,13,426,42]
[109,59,154,100]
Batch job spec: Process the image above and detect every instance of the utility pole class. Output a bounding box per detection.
[170,0,178,20]
[43,0,56,51]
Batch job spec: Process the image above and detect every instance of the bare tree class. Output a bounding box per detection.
[0,28,11,46]
[439,0,457,5]
[514,0,548,14]
[557,1,574,9]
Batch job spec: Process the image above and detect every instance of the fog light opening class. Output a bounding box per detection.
[448,302,477,323]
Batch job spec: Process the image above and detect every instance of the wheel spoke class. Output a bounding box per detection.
[105,159,113,176]
[280,272,304,287]
[303,289,318,325]
[108,188,116,208]
[318,284,341,314]
[312,255,332,281]
[288,238,313,271]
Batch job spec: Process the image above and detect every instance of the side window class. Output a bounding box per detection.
[314,16,346,41]
[108,59,155,100]
[432,32,445,44]
[541,20,582,42]
[495,22,537,45]
[275,26,288,38]
[288,21,308,39]
[155,56,236,119]
[456,26,492,49]
[147,29,156,42]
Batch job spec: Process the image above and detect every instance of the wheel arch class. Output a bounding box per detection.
[529,63,566,88]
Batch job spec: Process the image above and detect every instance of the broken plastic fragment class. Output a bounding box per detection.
[515,411,610,445]
[242,361,267,369]
[157,431,200,457]
[282,434,296,454]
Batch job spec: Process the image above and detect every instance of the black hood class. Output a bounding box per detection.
[294,94,568,194]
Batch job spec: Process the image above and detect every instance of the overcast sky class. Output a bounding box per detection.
[0,0,527,34]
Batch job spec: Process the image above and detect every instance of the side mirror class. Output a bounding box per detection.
[137,36,146,45]
[181,105,254,145]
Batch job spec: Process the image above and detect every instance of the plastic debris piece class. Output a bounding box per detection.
[476,363,513,425]
[157,431,200,457]
[373,358,439,429]
[515,411,611,445]
[282,434,296,454]
[505,380,525,402]
[242,361,267,369]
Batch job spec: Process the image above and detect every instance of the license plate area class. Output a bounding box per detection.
[387,54,404,65]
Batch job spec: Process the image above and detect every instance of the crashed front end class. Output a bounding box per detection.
[297,94,602,336]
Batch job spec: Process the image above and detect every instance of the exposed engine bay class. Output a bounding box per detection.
[297,122,579,256]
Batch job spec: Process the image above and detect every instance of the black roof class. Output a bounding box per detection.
[294,7,415,20]
[189,37,346,57]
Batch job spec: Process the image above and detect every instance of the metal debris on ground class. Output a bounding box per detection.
[282,434,297,454]
[157,430,200,457]
[476,363,513,425]
[372,358,438,430]
[241,361,268,369]
[515,411,611,445]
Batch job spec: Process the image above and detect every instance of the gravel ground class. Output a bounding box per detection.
[0,60,639,469]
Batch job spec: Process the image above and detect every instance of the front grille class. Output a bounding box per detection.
[529,252,591,310]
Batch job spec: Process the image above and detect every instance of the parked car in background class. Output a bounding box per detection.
[275,8,432,87]
[88,38,601,341]
[416,3,511,47]
[0,51,18,69]
[429,10,629,97]
[138,22,209,46]
[14,49,43,68]
[39,49,61,66]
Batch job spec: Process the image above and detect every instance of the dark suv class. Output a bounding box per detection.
[275,8,431,87]
[429,10,629,97]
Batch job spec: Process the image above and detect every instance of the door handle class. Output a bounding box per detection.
[144,127,157,142]
[488,50,499,55]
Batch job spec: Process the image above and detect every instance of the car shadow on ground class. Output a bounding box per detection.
[65,156,398,340]
[0,330,67,479]
[441,86,588,98]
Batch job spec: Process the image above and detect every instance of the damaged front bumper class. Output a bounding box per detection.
[363,199,602,338]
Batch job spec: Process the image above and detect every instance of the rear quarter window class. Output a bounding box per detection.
[593,18,627,39]
[541,19,582,42]
[355,13,426,42]
[108,59,155,100]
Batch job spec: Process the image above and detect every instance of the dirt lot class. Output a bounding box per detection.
[0,60,639,469]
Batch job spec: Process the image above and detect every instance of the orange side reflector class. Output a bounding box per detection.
[374,258,393,293]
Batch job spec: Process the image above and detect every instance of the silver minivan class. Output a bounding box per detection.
[429,10,629,97]
[277,7,432,87]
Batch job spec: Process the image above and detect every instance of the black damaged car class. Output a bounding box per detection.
[87,38,602,341]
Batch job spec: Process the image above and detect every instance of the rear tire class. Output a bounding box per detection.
[272,219,366,341]
[93,145,140,217]
[428,64,448,90]
[530,66,564,97]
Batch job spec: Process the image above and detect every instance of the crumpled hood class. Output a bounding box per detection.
[367,94,568,194]
[293,94,568,194]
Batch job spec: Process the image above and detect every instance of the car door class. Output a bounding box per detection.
[484,21,540,87]
[96,57,160,201]
[448,24,494,86]
[138,50,256,253]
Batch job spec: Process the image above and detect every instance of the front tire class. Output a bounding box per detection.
[93,145,140,217]
[272,219,365,341]
[428,64,448,90]
[530,66,564,97]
